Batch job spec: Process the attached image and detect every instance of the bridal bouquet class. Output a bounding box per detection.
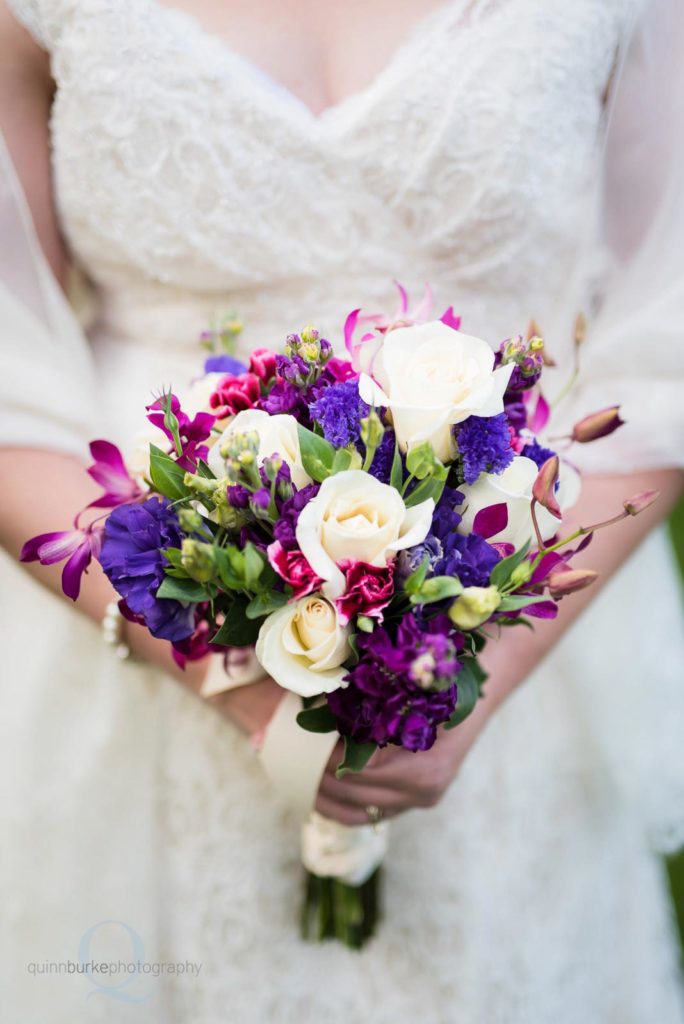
[23,286,655,948]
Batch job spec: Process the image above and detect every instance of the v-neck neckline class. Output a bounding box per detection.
[145,0,479,126]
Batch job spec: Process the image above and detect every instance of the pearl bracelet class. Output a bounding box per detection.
[101,600,132,661]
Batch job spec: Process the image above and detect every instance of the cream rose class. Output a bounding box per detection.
[358,321,513,462]
[295,469,434,599]
[256,596,351,697]
[458,455,581,549]
[207,408,311,489]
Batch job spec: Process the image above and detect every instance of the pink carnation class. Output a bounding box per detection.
[209,372,261,419]
[336,561,395,625]
[249,347,278,384]
[267,541,323,599]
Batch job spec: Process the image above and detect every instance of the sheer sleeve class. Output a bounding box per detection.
[557,0,684,474]
[0,130,96,458]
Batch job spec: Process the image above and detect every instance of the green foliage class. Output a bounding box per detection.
[149,445,189,501]
[156,577,212,602]
[210,596,262,647]
[444,659,488,730]
[296,703,338,733]
[335,737,377,778]
[490,539,532,589]
[297,425,336,482]
[409,575,464,605]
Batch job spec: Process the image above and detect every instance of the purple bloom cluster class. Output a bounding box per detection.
[100,497,195,642]
[203,354,247,375]
[327,614,461,752]
[455,413,514,485]
[272,483,321,549]
[308,379,363,448]
[428,487,501,587]
[521,438,557,470]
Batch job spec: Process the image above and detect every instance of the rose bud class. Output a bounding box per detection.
[623,490,660,516]
[571,406,624,444]
[532,456,561,519]
[547,568,599,597]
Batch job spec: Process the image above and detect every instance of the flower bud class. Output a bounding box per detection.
[571,406,624,444]
[183,472,224,499]
[509,561,533,587]
[360,409,385,451]
[448,586,501,630]
[547,568,598,597]
[180,539,216,583]
[532,456,561,519]
[623,489,659,516]
[178,508,205,533]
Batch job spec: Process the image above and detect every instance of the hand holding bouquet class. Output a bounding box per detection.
[23,286,656,947]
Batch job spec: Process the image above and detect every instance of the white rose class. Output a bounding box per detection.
[184,372,225,416]
[358,321,513,462]
[458,455,581,549]
[256,596,351,697]
[207,408,311,489]
[296,469,434,599]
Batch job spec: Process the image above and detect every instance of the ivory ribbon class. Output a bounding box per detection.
[258,690,389,885]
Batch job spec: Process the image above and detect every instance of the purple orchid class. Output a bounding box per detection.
[87,440,141,509]
[146,393,215,472]
[21,522,102,601]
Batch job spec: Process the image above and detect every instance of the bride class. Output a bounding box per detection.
[1,0,683,1020]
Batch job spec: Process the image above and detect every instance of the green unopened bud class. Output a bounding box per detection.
[178,508,205,533]
[183,471,224,498]
[237,450,255,467]
[180,539,216,583]
[360,409,385,450]
[448,586,501,630]
[509,562,533,588]
[406,440,440,480]
[262,455,283,483]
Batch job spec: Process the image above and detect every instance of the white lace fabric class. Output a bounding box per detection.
[1,0,683,1021]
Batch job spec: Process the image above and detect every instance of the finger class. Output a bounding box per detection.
[314,791,399,827]
[318,773,409,815]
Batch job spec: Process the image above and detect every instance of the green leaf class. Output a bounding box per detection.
[296,425,336,482]
[214,546,245,590]
[245,590,289,619]
[489,539,532,589]
[157,576,211,602]
[410,576,464,605]
[331,448,353,474]
[210,596,261,646]
[196,458,217,480]
[149,444,189,501]
[335,737,377,778]
[404,474,447,509]
[390,442,403,491]
[296,703,338,733]
[406,441,444,481]
[243,542,266,589]
[404,555,431,596]
[444,659,487,730]
[497,593,552,611]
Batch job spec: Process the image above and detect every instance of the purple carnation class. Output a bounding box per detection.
[327,614,461,752]
[455,413,514,485]
[100,497,195,642]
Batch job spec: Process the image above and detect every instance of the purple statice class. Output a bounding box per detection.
[100,497,195,642]
[327,614,461,752]
[308,379,363,448]
[521,438,557,470]
[203,354,247,375]
[455,413,514,485]
[435,532,501,589]
[272,483,320,549]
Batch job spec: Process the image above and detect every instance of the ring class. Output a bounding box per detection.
[365,804,382,825]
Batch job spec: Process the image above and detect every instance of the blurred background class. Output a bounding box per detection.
[666,497,684,956]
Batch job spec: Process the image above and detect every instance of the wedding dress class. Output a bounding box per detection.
[1,1,684,1021]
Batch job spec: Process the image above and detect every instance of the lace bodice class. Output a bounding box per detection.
[11,0,636,363]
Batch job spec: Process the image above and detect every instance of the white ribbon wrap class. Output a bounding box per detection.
[258,691,389,885]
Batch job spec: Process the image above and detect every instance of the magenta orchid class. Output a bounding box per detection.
[87,440,142,509]
[20,521,102,601]
[146,393,215,472]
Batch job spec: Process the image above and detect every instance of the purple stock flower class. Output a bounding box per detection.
[99,497,195,642]
[272,483,320,549]
[86,440,141,509]
[328,613,461,752]
[21,523,102,601]
[436,532,501,588]
[455,413,514,485]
